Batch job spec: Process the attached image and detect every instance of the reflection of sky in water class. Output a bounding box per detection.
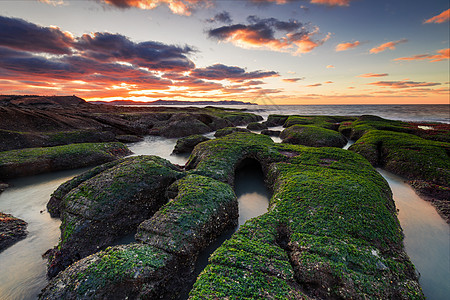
[378,169,450,300]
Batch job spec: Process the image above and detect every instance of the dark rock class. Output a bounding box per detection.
[247,122,268,131]
[280,125,347,148]
[46,156,183,278]
[173,135,209,154]
[115,134,143,143]
[214,127,250,138]
[0,212,28,252]
[261,129,281,137]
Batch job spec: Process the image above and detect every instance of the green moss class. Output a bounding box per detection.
[349,130,450,186]
[75,244,171,296]
[284,115,355,130]
[0,142,128,165]
[280,124,347,148]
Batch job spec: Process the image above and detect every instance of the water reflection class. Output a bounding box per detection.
[378,169,450,300]
[0,168,87,300]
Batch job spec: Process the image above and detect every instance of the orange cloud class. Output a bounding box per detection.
[336,41,360,51]
[282,77,304,82]
[100,0,209,16]
[310,0,351,6]
[394,48,449,63]
[370,39,407,54]
[358,73,389,78]
[307,83,322,87]
[38,0,66,5]
[326,65,335,68]
[424,8,450,24]
[369,80,441,89]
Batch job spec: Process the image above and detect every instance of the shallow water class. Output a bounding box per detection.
[0,168,87,300]
[378,169,450,300]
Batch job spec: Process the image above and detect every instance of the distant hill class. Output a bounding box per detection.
[0,95,87,106]
[89,99,257,106]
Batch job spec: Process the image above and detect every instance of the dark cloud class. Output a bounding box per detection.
[207,15,328,55]
[206,11,233,24]
[190,64,278,81]
[0,15,74,54]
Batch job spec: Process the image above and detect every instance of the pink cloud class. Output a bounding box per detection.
[100,0,209,16]
[336,41,360,51]
[369,80,441,89]
[370,39,408,54]
[326,65,335,68]
[424,8,450,24]
[394,48,449,63]
[282,77,304,82]
[358,73,389,78]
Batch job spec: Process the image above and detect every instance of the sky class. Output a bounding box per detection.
[0,0,448,104]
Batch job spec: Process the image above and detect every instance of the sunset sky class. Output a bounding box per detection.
[0,0,449,104]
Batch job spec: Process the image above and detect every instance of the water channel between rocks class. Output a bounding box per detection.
[0,134,448,299]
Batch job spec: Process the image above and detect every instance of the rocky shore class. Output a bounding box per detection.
[0,97,448,298]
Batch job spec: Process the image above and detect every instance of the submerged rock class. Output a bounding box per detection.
[173,135,210,154]
[280,125,347,148]
[46,156,184,278]
[0,212,28,252]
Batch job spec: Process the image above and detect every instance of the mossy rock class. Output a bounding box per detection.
[247,122,268,131]
[173,135,210,154]
[0,142,131,180]
[40,244,188,300]
[214,127,251,138]
[0,212,28,252]
[284,115,354,130]
[187,133,423,299]
[280,125,347,148]
[136,174,238,256]
[115,134,143,143]
[263,114,289,127]
[338,115,413,140]
[46,155,184,278]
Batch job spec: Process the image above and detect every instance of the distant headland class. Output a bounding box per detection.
[89,99,257,106]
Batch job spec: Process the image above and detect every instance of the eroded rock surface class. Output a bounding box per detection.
[0,212,28,252]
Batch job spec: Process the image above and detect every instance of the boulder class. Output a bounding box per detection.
[214,127,250,138]
[247,122,268,131]
[261,129,281,137]
[173,135,209,154]
[46,156,184,278]
[280,125,347,148]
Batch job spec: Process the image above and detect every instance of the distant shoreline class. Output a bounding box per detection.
[89,99,257,106]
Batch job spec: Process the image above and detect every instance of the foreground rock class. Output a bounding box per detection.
[280,125,347,148]
[45,156,184,278]
[0,142,131,180]
[0,212,28,252]
[173,135,210,154]
[41,174,237,299]
[349,130,450,223]
[186,133,423,298]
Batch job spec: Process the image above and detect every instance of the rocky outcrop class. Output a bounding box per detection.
[280,125,347,148]
[349,130,450,223]
[41,174,237,299]
[0,212,28,252]
[173,135,209,154]
[45,156,184,278]
[0,142,131,180]
[185,133,424,299]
